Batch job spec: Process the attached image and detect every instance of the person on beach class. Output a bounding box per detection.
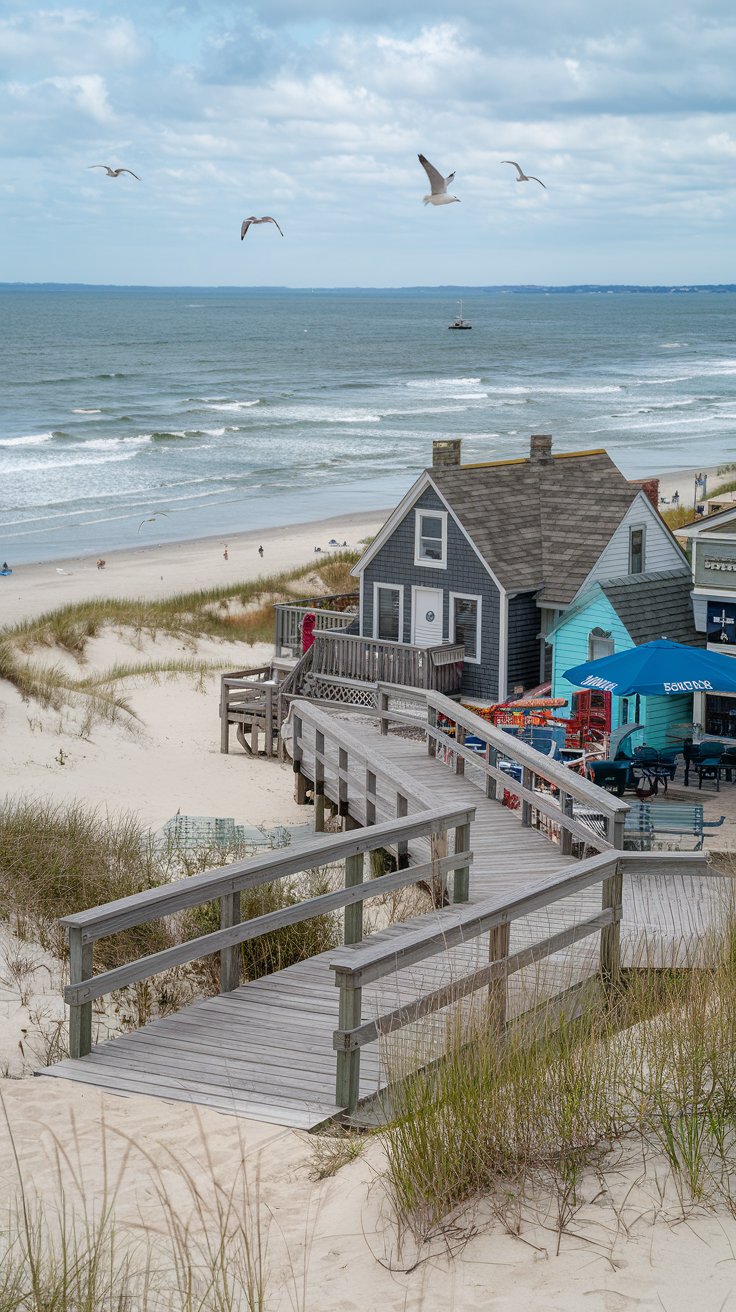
[96,559,106,570]
[672,490,679,506]
[258,545,264,557]
[223,546,229,561]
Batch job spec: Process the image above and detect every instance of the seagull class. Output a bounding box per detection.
[418,155,460,206]
[89,165,141,180]
[240,216,284,239]
[138,511,169,532]
[502,160,546,188]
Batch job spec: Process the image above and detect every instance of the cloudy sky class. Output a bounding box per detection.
[2,1,735,286]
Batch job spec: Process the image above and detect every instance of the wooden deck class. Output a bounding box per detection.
[41,707,728,1129]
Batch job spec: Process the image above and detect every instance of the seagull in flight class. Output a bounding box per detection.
[418,155,460,206]
[138,511,169,532]
[89,165,141,180]
[502,160,546,188]
[240,216,284,240]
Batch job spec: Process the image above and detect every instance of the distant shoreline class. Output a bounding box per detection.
[2,283,735,294]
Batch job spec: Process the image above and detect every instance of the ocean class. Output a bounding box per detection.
[1,287,735,565]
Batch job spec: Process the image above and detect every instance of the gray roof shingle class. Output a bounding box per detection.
[430,450,639,604]
[598,569,703,647]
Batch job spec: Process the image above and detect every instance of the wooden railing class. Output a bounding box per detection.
[274,595,358,656]
[220,666,282,755]
[61,802,475,1063]
[307,631,464,696]
[328,849,709,1111]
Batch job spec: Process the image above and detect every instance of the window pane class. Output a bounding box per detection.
[630,528,644,574]
[454,597,478,660]
[419,514,444,561]
[377,587,400,641]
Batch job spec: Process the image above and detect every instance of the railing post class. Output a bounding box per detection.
[452,816,471,903]
[431,828,448,907]
[68,926,92,1059]
[379,687,389,736]
[427,705,437,758]
[265,684,274,757]
[396,792,409,869]
[344,852,364,945]
[338,746,349,818]
[488,921,510,1031]
[610,810,626,851]
[486,744,498,800]
[600,860,623,989]
[220,891,241,992]
[314,729,325,832]
[455,723,466,776]
[336,973,362,1112]
[521,766,533,827]
[366,769,377,827]
[293,711,308,804]
[560,791,574,855]
[219,677,230,753]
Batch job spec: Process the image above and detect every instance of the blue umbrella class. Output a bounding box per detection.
[564,638,736,697]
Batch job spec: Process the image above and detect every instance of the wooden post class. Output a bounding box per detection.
[611,811,626,851]
[488,921,510,1032]
[336,977,362,1111]
[219,678,230,754]
[68,927,93,1059]
[338,746,349,818]
[292,711,308,803]
[431,829,448,906]
[366,769,377,827]
[344,852,364,945]
[452,819,471,903]
[560,791,574,855]
[379,688,389,736]
[486,745,498,800]
[428,705,437,758]
[219,891,241,993]
[314,730,325,832]
[265,684,274,757]
[396,792,409,869]
[521,766,533,827]
[600,861,623,989]
[455,723,466,776]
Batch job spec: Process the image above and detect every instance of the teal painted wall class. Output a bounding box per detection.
[550,588,692,748]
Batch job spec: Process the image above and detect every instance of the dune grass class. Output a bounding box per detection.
[382,927,736,1244]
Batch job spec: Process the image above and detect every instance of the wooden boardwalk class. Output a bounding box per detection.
[41,710,727,1129]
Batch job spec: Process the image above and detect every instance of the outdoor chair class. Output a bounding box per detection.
[697,743,725,791]
[586,759,629,798]
[630,746,677,797]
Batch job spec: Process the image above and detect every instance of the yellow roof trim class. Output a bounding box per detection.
[455,448,607,472]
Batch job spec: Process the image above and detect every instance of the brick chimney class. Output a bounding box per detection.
[432,439,462,468]
[529,434,553,464]
[630,477,660,511]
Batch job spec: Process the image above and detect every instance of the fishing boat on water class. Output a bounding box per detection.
[448,299,472,330]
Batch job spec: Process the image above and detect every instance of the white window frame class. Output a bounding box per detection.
[449,591,482,664]
[414,508,448,569]
[629,523,646,575]
[372,582,404,643]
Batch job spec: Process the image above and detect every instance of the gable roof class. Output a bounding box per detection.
[678,503,736,538]
[598,569,704,647]
[428,449,640,604]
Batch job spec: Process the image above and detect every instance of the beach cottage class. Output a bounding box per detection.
[678,504,736,738]
[548,569,703,748]
[351,435,687,704]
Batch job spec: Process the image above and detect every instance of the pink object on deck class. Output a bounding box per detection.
[301,612,316,653]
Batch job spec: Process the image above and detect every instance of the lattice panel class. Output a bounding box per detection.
[303,675,377,708]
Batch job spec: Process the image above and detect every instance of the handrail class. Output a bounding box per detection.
[62,801,475,1061]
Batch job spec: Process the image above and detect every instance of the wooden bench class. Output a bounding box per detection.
[624,803,725,851]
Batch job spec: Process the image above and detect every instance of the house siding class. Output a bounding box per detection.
[507,592,541,690]
[576,495,685,596]
[550,590,692,745]
[361,485,501,700]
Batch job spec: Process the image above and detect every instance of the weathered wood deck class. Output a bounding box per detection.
[41,703,728,1129]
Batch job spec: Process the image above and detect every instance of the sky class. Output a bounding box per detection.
[1,1,735,286]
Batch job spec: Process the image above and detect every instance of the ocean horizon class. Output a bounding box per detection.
[2,285,735,566]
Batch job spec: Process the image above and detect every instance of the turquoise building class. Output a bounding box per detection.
[549,569,702,749]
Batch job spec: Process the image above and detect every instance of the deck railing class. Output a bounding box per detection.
[274,595,358,656]
[61,802,475,1063]
[305,630,464,697]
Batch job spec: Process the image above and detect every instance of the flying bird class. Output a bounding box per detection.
[418,155,460,206]
[502,160,546,188]
[89,165,141,180]
[138,511,169,532]
[240,216,284,240]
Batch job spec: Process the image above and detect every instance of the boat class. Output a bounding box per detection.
[448,299,472,330]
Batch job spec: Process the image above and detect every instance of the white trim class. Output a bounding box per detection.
[350,470,433,576]
[693,585,736,598]
[498,590,508,701]
[372,581,404,642]
[678,506,736,538]
[414,507,448,569]
[359,570,365,636]
[410,585,445,646]
[449,591,482,663]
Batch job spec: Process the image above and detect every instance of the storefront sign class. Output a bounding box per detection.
[695,540,736,587]
[707,600,736,646]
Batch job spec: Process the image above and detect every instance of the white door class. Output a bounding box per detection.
[412,587,444,646]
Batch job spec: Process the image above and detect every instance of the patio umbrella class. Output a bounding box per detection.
[564,638,736,697]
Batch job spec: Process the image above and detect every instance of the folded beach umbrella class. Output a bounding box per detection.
[564,638,736,698]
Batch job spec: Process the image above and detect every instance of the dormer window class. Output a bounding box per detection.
[414,509,447,568]
[629,526,645,575]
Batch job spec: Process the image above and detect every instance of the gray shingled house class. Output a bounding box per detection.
[351,435,688,703]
